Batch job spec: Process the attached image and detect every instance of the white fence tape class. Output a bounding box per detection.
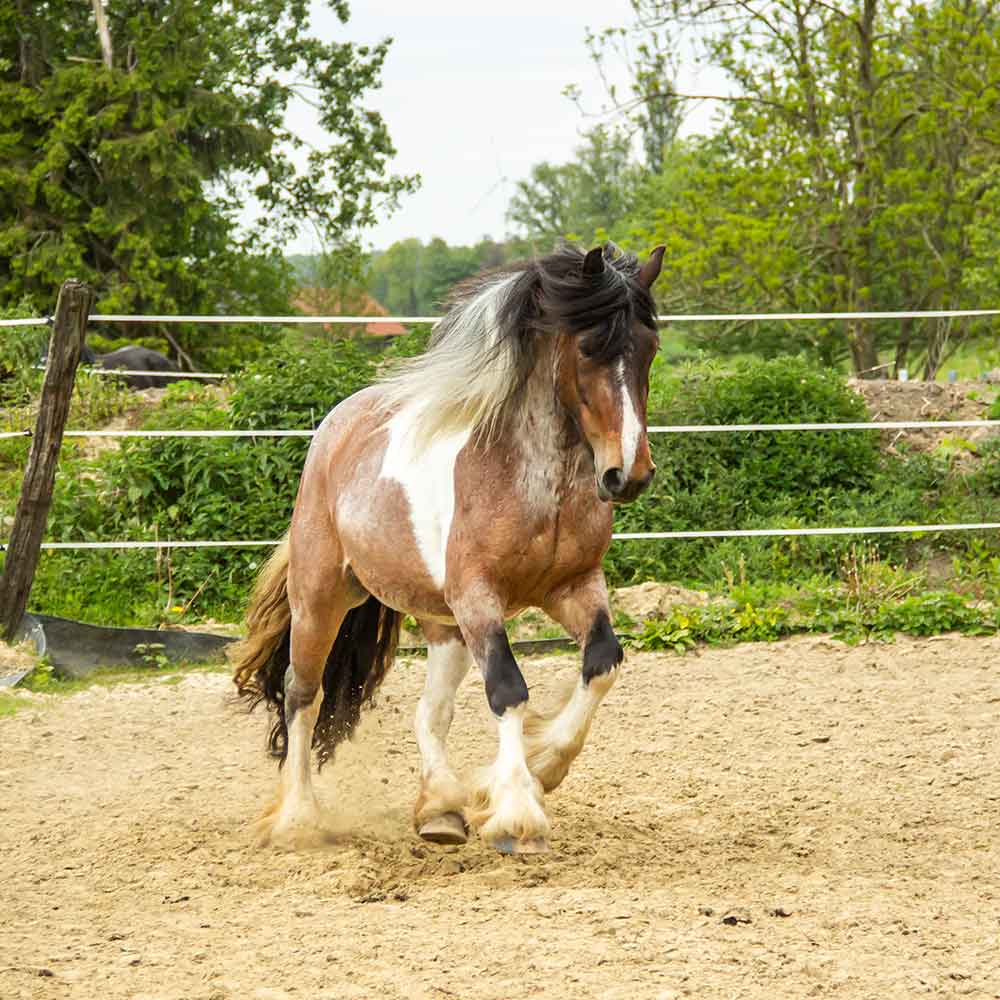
[8,521,997,551]
[657,309,1000,322]
[648,419,1000,433]
[2,418,998,441]
[7,306,999,333]
[0,317,48,327]
[82,309,1000,324]
[615,523,1000,540]
[89,314,442,325]
[10,305,996,381]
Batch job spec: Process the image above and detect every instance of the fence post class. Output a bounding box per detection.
[0,280,94,641]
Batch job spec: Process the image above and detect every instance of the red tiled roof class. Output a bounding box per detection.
[292,288,406,337]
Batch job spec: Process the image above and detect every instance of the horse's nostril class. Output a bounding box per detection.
[602,468,625,494]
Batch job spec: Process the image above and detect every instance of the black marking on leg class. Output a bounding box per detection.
[483,627,529,716]
[282,665,319,730]
[582,610,623,683]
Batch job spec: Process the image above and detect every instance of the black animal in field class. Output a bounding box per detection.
[60,344,180,389]
[87,345,180,389]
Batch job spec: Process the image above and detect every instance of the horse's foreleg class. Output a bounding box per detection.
[526,571,622,793]
[452,583,550,854]
[413,622,471,845]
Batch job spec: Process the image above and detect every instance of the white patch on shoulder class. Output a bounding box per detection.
[379,406,472,589]
[617,358,642,477]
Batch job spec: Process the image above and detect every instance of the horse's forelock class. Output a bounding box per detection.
[496,244,656,362]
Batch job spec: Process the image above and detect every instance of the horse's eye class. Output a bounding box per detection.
[578,330,611,360]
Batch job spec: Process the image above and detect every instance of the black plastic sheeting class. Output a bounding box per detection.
[0,615,584,689]
[13,613,235,680]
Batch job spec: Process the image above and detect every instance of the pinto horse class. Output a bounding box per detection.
[233,243,665,853]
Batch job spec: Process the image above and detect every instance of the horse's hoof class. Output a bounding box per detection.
[491,835,549,855]
[418,811,468,846]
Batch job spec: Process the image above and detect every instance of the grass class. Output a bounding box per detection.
[0,691,30,717]
[627,586,999,654]
[12,656,230,700]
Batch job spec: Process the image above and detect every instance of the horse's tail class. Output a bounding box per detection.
[231,537,401,768]
[231,537,293,698]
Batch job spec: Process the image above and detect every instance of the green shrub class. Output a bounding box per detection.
[974,438,1000,495]
[629,588,997,654]
[10,342,1000,630]
[381,324,434,360]
[229,336,376,430]
[653,356,879,501]
[608,357,882,584]
[0,304,46,419]
[28,339,384,625]
[873,591,995,637]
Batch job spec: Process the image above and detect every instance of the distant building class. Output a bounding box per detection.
[293,288,407,340]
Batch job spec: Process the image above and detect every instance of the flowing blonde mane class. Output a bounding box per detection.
[376,272,526,445]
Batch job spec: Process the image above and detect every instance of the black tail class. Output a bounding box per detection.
[254,596,401,768]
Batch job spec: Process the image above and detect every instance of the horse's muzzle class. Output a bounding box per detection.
[597,468,655,504]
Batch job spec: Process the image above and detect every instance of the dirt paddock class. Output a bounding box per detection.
[2,635,999,999]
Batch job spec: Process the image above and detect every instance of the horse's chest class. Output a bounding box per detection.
[451,469,610,593]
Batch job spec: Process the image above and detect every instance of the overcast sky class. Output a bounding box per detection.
[281,1,723,254]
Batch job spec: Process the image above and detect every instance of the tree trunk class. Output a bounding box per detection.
[893,318,912,378]
[848,0,881,380]
[848,320,880,377]
[0,281,94,640]
[91,0,113,70]
[17,0,40,85]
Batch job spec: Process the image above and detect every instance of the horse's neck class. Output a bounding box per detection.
[506,352,589,508]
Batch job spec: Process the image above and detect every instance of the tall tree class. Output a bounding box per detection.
[0,0,417,364]
[618,0,1000,377]
[574,14,681,174]
[507,125,644,246]
[366,238,525,317]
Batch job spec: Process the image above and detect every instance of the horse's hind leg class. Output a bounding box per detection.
[413,622,471,845]
[258,550,360,848]
[524,570,622,793]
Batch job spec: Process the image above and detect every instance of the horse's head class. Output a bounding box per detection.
[554,245,664,504]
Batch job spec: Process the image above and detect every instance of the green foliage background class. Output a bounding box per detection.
[1,343,996,628]
[0,0,417,366]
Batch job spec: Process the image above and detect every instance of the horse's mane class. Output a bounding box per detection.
[375,243,656,445]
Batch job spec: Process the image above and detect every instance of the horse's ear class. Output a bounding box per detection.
[582,246,605,277]
[638,245,666,289]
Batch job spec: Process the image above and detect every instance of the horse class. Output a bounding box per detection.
[232,242,665,854]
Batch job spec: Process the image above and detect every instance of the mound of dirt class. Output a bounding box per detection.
[849,378,998,453]
[611,581,710,621]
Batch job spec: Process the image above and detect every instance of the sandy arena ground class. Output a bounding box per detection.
[2,635,999,1000]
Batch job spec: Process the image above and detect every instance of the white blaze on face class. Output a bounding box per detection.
[617,358,642,478]
[379,405,472,590]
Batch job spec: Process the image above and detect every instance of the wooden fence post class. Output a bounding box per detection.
[0,280,94,640]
